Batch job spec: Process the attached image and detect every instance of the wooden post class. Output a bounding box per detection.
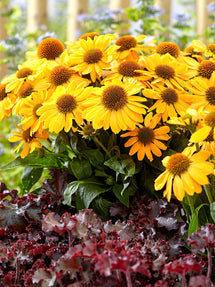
[156,0,172,26]
[27,0,47,34]
[67,0,89,41]
[0,2,8,80]
[196,0,213,43]
[110,0,130,35]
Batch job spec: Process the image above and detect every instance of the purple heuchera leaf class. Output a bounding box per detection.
[187,223,215,253]
[189,275,214,287]
[163,254,202,276]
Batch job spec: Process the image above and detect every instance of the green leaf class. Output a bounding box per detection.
[113,183,129,207]
[188,203,209,235]
[21,167,43,192]
[0,150,63,170]
[82,149,104,170]
[69,157,92,179]
[63,181,79,207]
[210,202,215,224]
[104,156,135,180]
[75,178,111,210]
[92,197,113,221]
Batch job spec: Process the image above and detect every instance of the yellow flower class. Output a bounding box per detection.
[19,90,51,134]
[84,79,147,134]
[115,35,155,61]
[26,37,65,61]
[9,127,49,158]
[188,72,215,111]
[37,81,91,133]
[190,111,215,143]
[139,53,190,90]
[142,85,191,122]
[156,41,181,58]
[154,148,214,201]
[65,34,118,82]
[121,113,170,161]
[0,83,17,120]
[2,59,46,93]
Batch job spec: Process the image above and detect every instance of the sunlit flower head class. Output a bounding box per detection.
[142,85,191,122]
[155,148,214,201]
[19,90,51,134]
[121,112,170,161]
[190,111,215,143]
[9,127,49,158]
[156,41,180,58]
[115,34,155,61]
[84,79,147,134]
[79,32,100,40]
[37,81,91,133]
[188,72,215,111]
[26,37,65,60]
[0,83,17,120]
[64,34,118,82]
[139,53,190,90]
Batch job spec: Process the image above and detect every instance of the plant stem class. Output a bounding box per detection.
[125,270,132,287]
[207,248,212,283]
[204,184,214,204]
[186,194,195,217]
[182,273,187,287]
[93,136,111,158]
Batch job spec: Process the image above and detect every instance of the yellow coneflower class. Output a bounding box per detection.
[64,34,118,82]
[0,83,17,120]
[156,42,181,58]
[19,90,51,134]
[115,35,155,61]
[121,113,170,162]
[9,127,49,158]
[142,85,191,122]
[37,81,92,134]
[26,37,65,61]
[154,148,214,201]
[139,53,191,90]
[84,79,147,134]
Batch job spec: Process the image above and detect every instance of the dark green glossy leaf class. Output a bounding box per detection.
[188,203,209,235]
[210,202,215,224]
[112,183,129,207]
[69,157,92,179]
[82,149,104,170]
[21,167,43,192]
[63,181,79,207]
[92,197,113,221]
[0,149,63,170]
[75,178,111,210]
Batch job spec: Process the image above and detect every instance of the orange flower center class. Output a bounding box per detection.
[167,153,190,175]
[207,44,215,53]
[184,46,203,57]
[137,127,155,145]
[0,84,7,101]
[18,82,33,98]
[33,104,43,118]
[37,37,65,60]
[80,123,95,137]
[205,130,214,142]
[56,94,77,114]
[205,87,215,105]
[49,66,73,86]
[80,32,100,40]
[198,60,215,79]
[116,35,137,52]
[156,42,180,58]
[161,88,178,104]
[102,85,127,111]
[118,61,141,77]
[83,49,103,64]
[16,67,33,79]
[155,64,175,79]
[205,112,215,127]
[22,128,34,142]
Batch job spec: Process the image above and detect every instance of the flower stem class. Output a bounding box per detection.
[204,184,214,204]
[207,248,212,283]
[186,194,195,218]
[92,136,111,158]
[125,270,132,287]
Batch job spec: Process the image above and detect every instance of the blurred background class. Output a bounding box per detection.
[0,0,215,191]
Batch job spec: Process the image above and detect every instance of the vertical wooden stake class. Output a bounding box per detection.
[110,0,130,35]
[27,0,47,34]
[196,0,213,43]
[67,0,89,41]
[0,3,8,80]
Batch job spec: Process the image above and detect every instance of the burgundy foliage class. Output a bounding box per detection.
[0,172,214,286]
